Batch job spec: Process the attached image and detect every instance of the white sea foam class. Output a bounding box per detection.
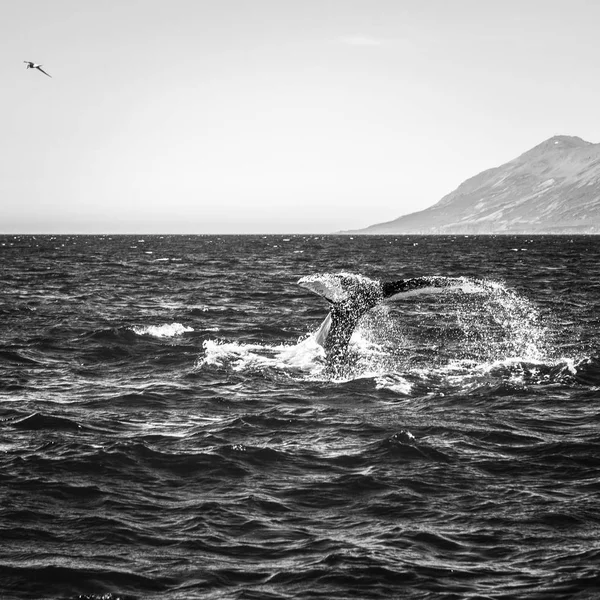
[375,374,414,395]
[133,323,194,338]
[198,328,396,383]
[199,336,325,374]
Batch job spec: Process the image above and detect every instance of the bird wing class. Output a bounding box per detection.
[36,66,52,78]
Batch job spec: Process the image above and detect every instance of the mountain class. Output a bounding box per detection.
[352,135,600,234]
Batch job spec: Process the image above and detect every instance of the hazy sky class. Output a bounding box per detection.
[2,0,600,233]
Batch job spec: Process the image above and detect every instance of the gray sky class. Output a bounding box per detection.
[2,0,600,233]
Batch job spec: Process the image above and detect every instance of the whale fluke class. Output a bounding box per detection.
[299,273,475,362]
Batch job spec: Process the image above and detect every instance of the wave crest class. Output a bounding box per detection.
[132,323,194,338]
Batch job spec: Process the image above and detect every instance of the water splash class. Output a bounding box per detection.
[198,277,553,389]
[452,279,547,362]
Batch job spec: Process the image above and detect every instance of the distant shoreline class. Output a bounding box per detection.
[2,232,600,237]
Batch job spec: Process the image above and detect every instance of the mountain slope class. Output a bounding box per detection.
[354,135,600,234]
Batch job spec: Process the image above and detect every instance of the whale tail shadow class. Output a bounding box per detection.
[298,273,476,364]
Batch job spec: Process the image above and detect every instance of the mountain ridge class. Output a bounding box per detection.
[349,135,600,234]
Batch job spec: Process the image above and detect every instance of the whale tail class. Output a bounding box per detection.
[298,273,475,361]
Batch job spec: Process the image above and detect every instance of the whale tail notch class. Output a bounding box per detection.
[298,273,474,361]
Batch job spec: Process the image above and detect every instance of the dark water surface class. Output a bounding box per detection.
[1,234,599,599]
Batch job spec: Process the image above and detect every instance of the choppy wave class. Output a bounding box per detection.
[2,234,600,600]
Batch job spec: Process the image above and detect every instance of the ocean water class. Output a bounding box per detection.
[1,234,599,600]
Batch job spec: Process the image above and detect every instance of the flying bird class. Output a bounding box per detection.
[24,61,52,78]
